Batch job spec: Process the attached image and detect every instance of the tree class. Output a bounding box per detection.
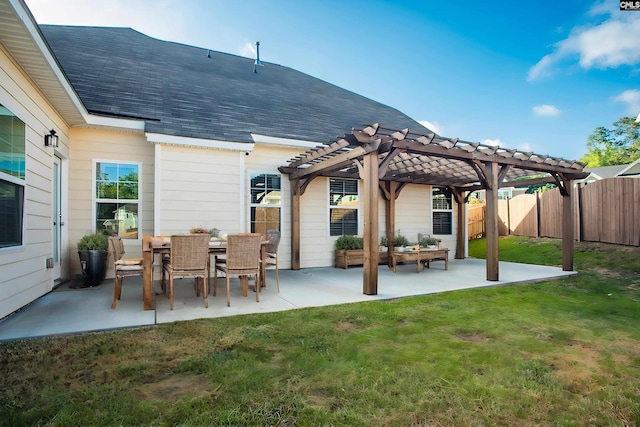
[580,117,640,167]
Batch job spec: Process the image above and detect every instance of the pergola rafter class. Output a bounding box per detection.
[279,123,588,293]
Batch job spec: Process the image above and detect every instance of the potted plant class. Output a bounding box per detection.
[393,234,410,248]
[419,235,440,249]
[77,232,109,287]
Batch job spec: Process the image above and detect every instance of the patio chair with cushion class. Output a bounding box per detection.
[109,236,144,309]
[165,234,211,310]
[264,229,281,293]
[213,233,262,307]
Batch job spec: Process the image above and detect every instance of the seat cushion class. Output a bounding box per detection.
[116,258,143,266]
[116,265,144,271]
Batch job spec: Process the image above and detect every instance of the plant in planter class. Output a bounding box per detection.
[419,236,440,249]
[393,234,410,248]
[334,235,389,268]
[190,227,220,238]
[335,235,364,251]
[77,232,109,287]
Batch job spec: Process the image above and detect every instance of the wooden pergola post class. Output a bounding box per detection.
[454,191,466,260]
[485,162,499,281]
[363,151,379,295]
[291,179,301,270]
[562,179,574,271]
[385,181,397,258]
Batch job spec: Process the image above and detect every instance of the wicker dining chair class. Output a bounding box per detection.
[264,229,281,293]
[213,233,262,307]
[109,236,144,309]
[165,234,211,310]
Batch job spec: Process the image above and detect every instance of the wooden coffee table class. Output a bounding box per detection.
[391,248,449,273]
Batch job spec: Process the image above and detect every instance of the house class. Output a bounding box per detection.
[578,158,640,186]
[0,0,587,319]
[0,0,445,319]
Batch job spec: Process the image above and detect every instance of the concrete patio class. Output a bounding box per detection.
[0,258,576,341]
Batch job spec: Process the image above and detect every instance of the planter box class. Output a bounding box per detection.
[334,249,389,269]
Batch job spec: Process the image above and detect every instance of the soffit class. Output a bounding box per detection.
[0,0,86,125]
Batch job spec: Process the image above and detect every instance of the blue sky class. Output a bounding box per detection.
[26,0,640,161]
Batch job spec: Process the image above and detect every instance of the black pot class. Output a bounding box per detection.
[78,250,108,286]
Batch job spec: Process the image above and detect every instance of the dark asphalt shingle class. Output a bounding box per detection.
[40,25,423,144]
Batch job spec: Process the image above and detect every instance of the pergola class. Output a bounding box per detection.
[279,123,588,295]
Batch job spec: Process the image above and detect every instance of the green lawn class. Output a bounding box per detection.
[1,237,639,426]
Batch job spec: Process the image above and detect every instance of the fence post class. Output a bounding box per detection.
[536,190,541,238]
[506,197,511,235]
[576,183,582,242]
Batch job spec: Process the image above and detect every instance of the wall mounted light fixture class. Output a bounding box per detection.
[44,129,58,148]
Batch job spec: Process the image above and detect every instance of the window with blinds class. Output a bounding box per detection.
[0,104,26,248]
[432,187,452,235]
[250,173,281,234]
[329,178,358,236]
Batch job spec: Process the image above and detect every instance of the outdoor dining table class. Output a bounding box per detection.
[141,236,267,310]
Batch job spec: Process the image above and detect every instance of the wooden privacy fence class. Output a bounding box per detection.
[494,178,640,246]
[468,203,486,239]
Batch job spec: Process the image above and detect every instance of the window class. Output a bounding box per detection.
[432,186,452,235]
[329,178,358,236]
[0,104,26,248]
[95,162,139,238]
[498,189,512,200]
[250,173,281,234]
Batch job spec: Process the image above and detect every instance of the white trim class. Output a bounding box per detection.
[92,159,142,241]
[247,170,283,232]
[250,133,323,149]
[8,0,87,119]
[154,144,162,235]
[432,186,453,236]
[0,178,26,254]
[327,177,359,237]
[146,133,253,152]
[239,153,246,232]
[81,114,146,133]
[618,158,640,176]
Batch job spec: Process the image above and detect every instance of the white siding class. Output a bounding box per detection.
[68,128,153,277]
[395,184,432,243]
[0,45,70,319]
[299,177,335,268]
[245,145,305,270]
[157,145,242,236]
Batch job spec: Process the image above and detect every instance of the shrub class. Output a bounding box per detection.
[334,235,364,250]
[393,234,410,247]
[77,232,108,251]
[419,236,440,247]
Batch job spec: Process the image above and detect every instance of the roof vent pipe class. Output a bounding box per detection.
[207,49,211,58]
[253,41,262,73]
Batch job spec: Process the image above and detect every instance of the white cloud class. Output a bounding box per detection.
[418,120,442,134]
[483,138,502,147]
[239,41,256,59]
[532,104,561,116]
[612,89,640,115]
[528,12,640,81]
[25,0,200,51]
[518,143,533,152]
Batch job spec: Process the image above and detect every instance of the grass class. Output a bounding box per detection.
[1,236,640,426]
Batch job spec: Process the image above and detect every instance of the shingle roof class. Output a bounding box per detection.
[584,164,629,179]
[40,25,423,144]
